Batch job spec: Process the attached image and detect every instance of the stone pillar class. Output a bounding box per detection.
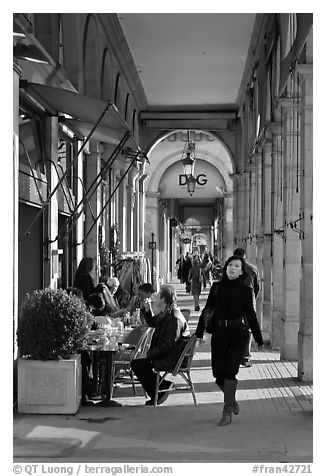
[280,99,301,361]
[271,125,284,350]
[138,175,148,253]
[158,198,168,283]
[44,117,59,290]
[223,192,234,259]
[110,159,121,230]
[118,162,127,253]
[84,140,101,279]
[102,144,117,246]
[297,65,313,381]
[237,175,247,246]
[261,138,273,344]
[13,63,21,358]
[126,163,139,252]
[145,191,160,282]
[246,163,256,261]
[133,178,140,254]
[74,140,85,268]
[229,172,242,248]
[255,152,264,328]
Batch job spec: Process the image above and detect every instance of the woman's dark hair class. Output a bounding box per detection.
[75,257,94,277]
[66,287,83,298]
[139,283,155,295]
[159,284,177,306]
[221,255,246,282]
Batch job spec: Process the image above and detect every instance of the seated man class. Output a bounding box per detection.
[131,284,190,406]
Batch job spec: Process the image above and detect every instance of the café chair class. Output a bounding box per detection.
[111,326,153,395]
[153,334,198,407]
[180,308,191,322]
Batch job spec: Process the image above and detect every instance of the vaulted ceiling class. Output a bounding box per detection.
[118,13,256,110]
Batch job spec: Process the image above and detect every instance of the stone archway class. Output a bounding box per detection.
[146,129,235,194]
[144,130,235,283]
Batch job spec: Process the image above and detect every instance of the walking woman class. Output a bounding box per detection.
[195,255,264,426]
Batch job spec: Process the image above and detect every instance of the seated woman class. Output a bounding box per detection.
[73,257,96,301]
[96,276,128,318]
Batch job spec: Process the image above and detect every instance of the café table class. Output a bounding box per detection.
[86,327,134,407]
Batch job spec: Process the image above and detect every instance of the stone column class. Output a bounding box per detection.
[138,175,148,253]
[126,163,139,252]
[255,152,264,328]
[74,140,85,268]
[261,136,273,344]
[229,172,243,248]
[158,198,168,283]
[118,161,127,253]
[84,139,101,279]
[13,63,21,358]
[145,191,160,283]
[110,159,121,230]
[102,144,117,246]
[223,192,234,259]
[237,175,247,247]
[246,164,255,261]
[280,99,302,361]
[297,65,313,381]
[44,116,59,290]
[271,123,284,350]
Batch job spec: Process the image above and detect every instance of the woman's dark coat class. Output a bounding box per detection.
[195,278,263,377]
[73,272,95,301]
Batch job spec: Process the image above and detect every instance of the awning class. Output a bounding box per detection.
[20,82,143,241]
[23,82,140,151]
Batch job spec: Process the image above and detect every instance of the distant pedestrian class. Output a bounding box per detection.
[234,248,260,367]
[202,253,213,288]
[175,254,184,282]
[181,253,192,294]
[188,256,203,311]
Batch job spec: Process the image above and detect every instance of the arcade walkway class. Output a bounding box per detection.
[13,283,313,463]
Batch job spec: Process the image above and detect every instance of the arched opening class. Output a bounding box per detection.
[83,14,100,97]
[144,129,235,283]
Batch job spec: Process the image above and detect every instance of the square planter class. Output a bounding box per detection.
[18,354,82,414]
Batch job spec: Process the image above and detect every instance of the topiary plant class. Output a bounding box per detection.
[17,288,93,360]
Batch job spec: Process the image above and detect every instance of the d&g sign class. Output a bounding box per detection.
[179,174,207,186]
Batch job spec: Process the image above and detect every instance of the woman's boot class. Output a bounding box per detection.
[215,378,239,415]
[218,379,237,426]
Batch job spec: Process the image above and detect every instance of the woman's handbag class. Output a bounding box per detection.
[203,307,214,334]
[202,282,219,333]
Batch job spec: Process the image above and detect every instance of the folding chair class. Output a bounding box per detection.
[153,334,198,406]
[111,326,152,395]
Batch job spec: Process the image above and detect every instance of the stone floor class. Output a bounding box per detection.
[13,282,313,464]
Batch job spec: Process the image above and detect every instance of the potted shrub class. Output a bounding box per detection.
[16,287,93,414]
